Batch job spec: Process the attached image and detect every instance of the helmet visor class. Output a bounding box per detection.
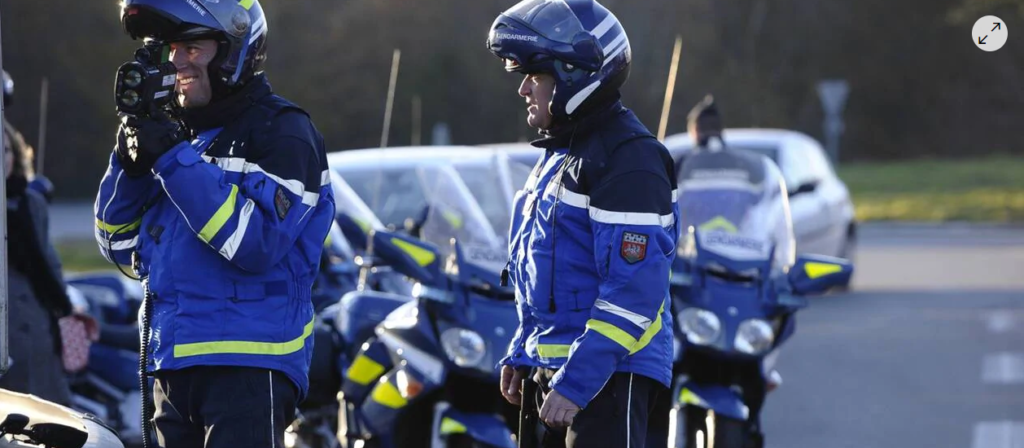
[503,0,585,44]
[123,0,264,42]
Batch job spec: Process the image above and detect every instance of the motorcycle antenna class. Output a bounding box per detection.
[380,48,401,148]
[0,7,10,378]
[657,35,683,142]
[36,77,48,176]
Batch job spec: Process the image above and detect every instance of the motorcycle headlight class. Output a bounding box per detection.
[678,308,721,345]
[440,328,486,368]
[735,319,775,355]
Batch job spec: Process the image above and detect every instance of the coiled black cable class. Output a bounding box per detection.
[139,279,154,448]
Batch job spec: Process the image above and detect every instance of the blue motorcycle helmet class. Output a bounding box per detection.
[486,0,632,123]
[119,0,268,96]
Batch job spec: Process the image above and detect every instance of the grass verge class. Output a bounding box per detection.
[837,155,1024,222]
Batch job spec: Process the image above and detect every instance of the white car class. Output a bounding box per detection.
[664,129,857,262]
[482,130,857,263]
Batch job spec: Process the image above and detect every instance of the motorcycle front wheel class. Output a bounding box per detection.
[677,407,747,448]
[444,434,490,448]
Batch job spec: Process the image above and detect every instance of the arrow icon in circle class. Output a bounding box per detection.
[979,35,988,44]
[993,22,1002,31]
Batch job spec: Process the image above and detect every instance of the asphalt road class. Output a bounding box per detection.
[763,224,1024,448]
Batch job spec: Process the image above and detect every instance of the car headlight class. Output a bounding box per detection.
[735,319,775,355]
[678,308,721,345]
[440,328,486,368]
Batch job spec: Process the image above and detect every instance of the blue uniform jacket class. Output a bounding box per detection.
[501,101,679,409]
[94,77,335,399]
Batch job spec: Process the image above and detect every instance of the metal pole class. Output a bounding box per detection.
[37,77,48,175]
[411,95,421,146]
[380,49,401,148]
[657,35,683,142]
[0,0,11,377]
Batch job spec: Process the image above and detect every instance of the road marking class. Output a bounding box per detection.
[987,311,1015,333]
[983,353,1024,384]
[972,422,1024,448]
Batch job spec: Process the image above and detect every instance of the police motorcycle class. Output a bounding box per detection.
[1,388,125,448]
[287,166,487,448]
[664,152,852,448]
[333,163,520,448]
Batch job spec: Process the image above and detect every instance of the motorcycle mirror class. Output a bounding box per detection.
[787,254,853,295]
[367,229,445,288]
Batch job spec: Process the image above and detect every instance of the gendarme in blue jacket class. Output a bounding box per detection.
[94,76,335,400]
[501,100,679,409]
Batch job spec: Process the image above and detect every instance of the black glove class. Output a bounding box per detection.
[115,112,186,177]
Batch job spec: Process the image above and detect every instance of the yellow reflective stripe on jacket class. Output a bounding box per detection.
[536,344,571,358]
[173,318,314,358]
[346,354,386,386]
[96,218,141,235]
[586,300,666,355]
[198,184,239,243]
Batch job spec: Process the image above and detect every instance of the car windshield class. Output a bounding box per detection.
[334,163,504,271]
[729,144,780,165]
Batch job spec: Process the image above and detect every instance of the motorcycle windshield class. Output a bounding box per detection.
[324,220,355,261]
[677,156,792,269]
[416,165,505,271]
[336,163,504,271]
[330,170,386,232]
[450,152,533,244]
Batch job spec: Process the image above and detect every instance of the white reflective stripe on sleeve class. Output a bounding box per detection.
[559,189,589,209]
[671,189,678,202]
[204,156,320,206]
[589,207,675,227]
[219,199,256,260]
[100,171,125,235]
[321,169,331,186]
[96,234,139,251]
[595,299,652,330]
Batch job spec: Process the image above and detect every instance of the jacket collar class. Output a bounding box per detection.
[530,100,625,150]
[180,75,273,132]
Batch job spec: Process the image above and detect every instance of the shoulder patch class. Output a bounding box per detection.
[620,231,649,264]
[274,186,292,220]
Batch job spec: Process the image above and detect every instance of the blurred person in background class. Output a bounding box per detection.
[3,70,55,203]
[0,105,74,405]
[487,0,679,446]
